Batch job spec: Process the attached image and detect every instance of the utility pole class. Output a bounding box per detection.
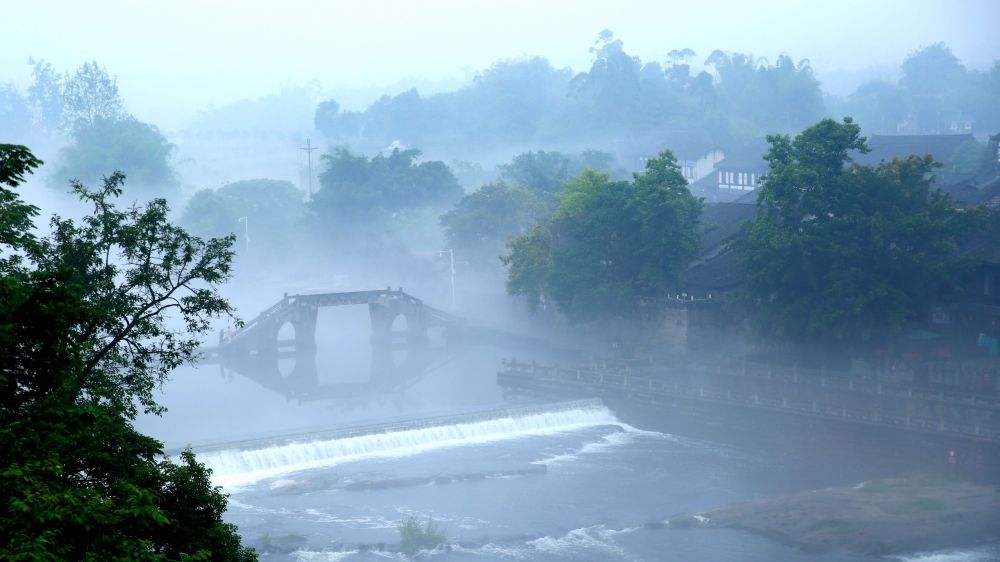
[237,216,249,253]
[439,249,456,309]
[299,138,319,198]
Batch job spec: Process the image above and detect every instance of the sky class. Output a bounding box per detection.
[3,0,999,130]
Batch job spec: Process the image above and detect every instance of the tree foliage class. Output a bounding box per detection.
[440,181,541,268]
[0,144,255,560]
[498,149,623,195]
[839,43,1000,134]
[61,60,126,132]
[181,179,305,252]
[52,117,178,197]
[26,58,64,133]
[502,152,702,321]
[314,32,828,158]
[311,147,462,223]
[736,118,985,344]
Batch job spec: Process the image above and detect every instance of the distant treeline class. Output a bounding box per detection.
[312,33,999,161]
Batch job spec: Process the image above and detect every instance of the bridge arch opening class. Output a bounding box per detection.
[277,321,296,377]
[391,313,409,367]
[315,305,373,383]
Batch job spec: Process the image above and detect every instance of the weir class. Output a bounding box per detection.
[179,398,608,455]
[174,399,617,487]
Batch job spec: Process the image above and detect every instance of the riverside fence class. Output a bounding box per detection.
[497,358,1000,444]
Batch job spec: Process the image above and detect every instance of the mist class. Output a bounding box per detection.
[2,1,1000,561]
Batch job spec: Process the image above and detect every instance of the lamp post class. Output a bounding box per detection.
[439,249,455,309]
[237,216,249,253]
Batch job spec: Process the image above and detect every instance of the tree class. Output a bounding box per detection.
[26,58,64,133]
[311,147,462,223]
[0,144,256,560]
[900,43,965,97]
[736,118,984,346]
[501,153,702,321]
[498,150,575,195]
[61,60,126,132]
[52,116,178,197]
[500,224,551,311]
[181,179,305,252]
[313,98,341,136]
[440,181,540,269]
[846,81,908,134]
[498,149,624,196]
[628,151,703,291]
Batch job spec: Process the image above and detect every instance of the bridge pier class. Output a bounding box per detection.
[369,301,428,349]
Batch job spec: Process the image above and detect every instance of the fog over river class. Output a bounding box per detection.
[137,344,1000,561]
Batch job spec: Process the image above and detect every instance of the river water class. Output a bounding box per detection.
[137,340,1000,562]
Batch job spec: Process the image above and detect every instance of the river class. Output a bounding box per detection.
[136,339,1000,562]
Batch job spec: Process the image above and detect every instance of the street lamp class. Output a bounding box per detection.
[439,248,455,309]
[237,216,249,253]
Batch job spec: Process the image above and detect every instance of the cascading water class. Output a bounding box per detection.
[194,400,630,488]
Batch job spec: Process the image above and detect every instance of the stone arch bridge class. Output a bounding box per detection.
[215,288,465,360]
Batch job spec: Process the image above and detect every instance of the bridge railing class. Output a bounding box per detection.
[498,359,1000,443]
[227,295,290,341]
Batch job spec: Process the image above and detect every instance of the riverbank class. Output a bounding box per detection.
[670,475,1000,556]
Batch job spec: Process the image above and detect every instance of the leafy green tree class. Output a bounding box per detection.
[52,116,178,197]
[61,60,126,132]
[502,153,702,321]
[0,144,256,561]
[440,181,540,268]
[181,179,305,253]
[628,151,703,291]
[311,147,462,223]
[736,118,984,345]
[501,224,552,311]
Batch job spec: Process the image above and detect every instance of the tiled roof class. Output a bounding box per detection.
[853,134,974,166]
[699,202,757,252]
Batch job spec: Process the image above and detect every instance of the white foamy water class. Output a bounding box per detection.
[197,405,627,488]
[526,525,639,560]
[888,546,1000,562]
[292,550,358,561]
